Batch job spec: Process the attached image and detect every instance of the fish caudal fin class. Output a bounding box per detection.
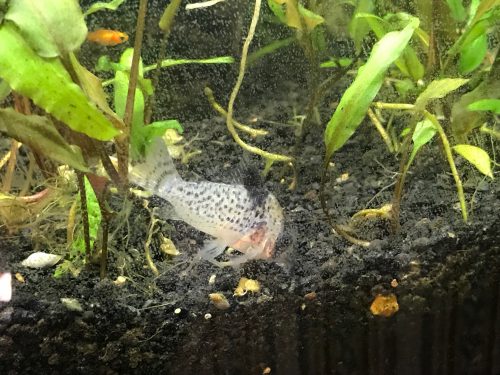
[129,138,180,195]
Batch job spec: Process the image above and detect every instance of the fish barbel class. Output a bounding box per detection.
[129,139,284,266]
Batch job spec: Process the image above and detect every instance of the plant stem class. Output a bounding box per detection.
[224,0,293,166]
[204,87,268,138]
[117,0,148,182]
[367,108,394,152]
[424,110,468,222]
[372,102,415,110]
[76,172,92,261]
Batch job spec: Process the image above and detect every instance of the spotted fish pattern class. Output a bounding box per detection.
[129,139,284,266]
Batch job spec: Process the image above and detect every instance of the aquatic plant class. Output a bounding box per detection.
[320,0,498,243]
[0,0,235,277]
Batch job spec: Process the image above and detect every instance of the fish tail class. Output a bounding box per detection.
[129,138,181,194]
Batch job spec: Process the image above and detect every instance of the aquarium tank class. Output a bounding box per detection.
[0,0,499,373]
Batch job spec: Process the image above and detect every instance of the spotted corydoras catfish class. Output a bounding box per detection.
[129,139,284,266]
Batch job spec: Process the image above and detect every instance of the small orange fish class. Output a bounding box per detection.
[87,29,128,46]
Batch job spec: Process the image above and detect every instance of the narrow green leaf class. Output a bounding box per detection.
[144,56,234,73]
[5,0,87,58]
[468,98,500,113]
[248,38,295,65]
[0,23,119,141]
[324,17,419,160]
[415,78,469,110]
[349,0,374,52]
[446,0,467,21]
[459,33,488,74]
[159,0,182,32]
[0,108,89,172]
[84,0,126,16]
[357,13,424,80]
[453,144,493,178]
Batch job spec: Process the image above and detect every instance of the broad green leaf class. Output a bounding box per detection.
[468,98,500,113]
[324,17,419,160]
[415,78,469,110]
[5,0,87,58]
[349,0,374,52]
[459,33,487,74]
[69,53,124,130]
[453,144,493,178]
[84,0,126,16]
[451,80,500,139]
[0,23,119,140]
[0,108,88,172]
[446,0,466,21]
[408,119,436,166]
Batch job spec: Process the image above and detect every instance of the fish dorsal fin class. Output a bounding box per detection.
[129,138,180,195]
[231,154,268,208]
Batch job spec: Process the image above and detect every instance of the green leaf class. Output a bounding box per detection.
[459,33,488,74]
[408,119,437,166]
[96,55,126,72]
[0,108,89,172]
[298,4,325,31]
[268,0,287,24]
[71,176,101,256]
[0,80,11,103]
[142,120,184,146]
[159,0,182,32]
[415,78,469,110]
[446,0,467,21]
[349,0,374,52]
[0,0,6,22]
[143,56,234,73]
[5,0,87,58]
[0,23,119,141]
[356,13,424,80]
[453,144,493,178]
[84,0,126,16]
[248,38,295,65]
[324,17,419,160]
[320,57,353,68]
[468,98,500,113]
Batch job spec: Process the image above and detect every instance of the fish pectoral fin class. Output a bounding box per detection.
[199,239,227,264]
